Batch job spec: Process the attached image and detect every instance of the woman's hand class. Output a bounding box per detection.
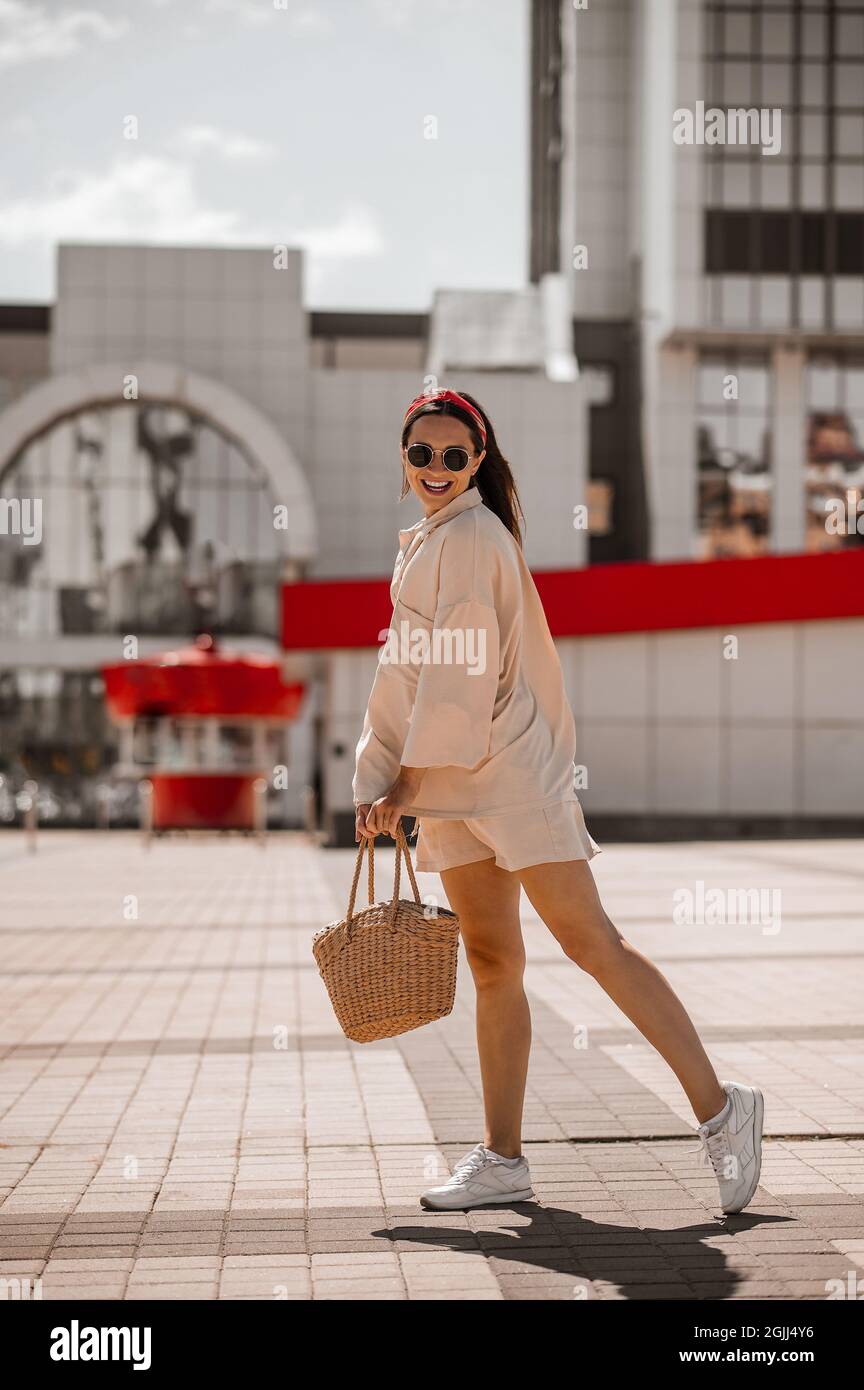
[358,770,423,840]
[355,767,425,841]
[354,795,406,841]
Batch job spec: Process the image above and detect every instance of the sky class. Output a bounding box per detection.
[0,0,528,310]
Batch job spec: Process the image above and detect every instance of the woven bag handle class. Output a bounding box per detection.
[345,832,376,929]
[345,822,422,932]
[387,822,422,927]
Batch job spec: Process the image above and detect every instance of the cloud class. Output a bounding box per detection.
[291,8,333,35]
[172,125,278,162]
[4,111,37,135]
[0,155,250,246]
[295,204,386,260]
[201,0,334,33]
[0,154,387,265]
[202,0,272,23]
[0,0,127,68]
[367,0,467,29]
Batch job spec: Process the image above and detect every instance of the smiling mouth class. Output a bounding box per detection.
[421,478,453,495]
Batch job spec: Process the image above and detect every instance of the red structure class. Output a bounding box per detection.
[102,635,304,831]
[281,549,864,649]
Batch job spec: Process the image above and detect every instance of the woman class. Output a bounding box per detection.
[353,387,763,1215]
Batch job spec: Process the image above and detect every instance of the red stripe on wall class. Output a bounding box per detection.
[281,550,864,650]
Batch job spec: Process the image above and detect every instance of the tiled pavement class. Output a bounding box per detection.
[1,830,863,1301]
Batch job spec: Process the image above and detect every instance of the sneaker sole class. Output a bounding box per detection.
[419,1187,535,1211]
[723,1085,764,1214]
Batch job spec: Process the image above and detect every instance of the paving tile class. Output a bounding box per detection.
[1,831,863,1301]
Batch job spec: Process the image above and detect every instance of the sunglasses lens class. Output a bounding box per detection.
[406,444,433,468]
[443,448,470,472]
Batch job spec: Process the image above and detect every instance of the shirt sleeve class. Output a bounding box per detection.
[399,596,500,771]
[353,517,504,803]
[352,705,397,807]
[351,603,419,805]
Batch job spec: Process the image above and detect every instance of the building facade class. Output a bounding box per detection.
[539,0,864,565]
[1,0,862,838]
[0,244,595,830]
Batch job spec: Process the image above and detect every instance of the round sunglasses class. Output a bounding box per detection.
[404,442,481,473]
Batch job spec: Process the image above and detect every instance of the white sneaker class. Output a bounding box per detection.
[420,1143,535,1211]
[696,1080,764,1214]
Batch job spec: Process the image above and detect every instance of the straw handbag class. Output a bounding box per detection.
[312,822,460,1043]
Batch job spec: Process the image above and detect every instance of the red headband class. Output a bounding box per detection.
[402,388,487,446]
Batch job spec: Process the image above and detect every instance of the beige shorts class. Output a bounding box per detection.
[411,798,601,874]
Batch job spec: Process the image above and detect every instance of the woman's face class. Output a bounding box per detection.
[402,413,485,516]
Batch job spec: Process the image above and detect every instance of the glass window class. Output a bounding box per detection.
[698,360,729,406]
[803,12,827,56]
[836,114,864,157]
[759,276,792,324]
[800,64,826,106]
[221,725,255,769]
[703,0,864,331]
[799,277,826,326]
[722,12,751,53]
[836,64,864,105]
[760,161,791,207]
[760,11,794,57]
[807,359,840,410]
[720,275,753,325]
[804,356,864,552]
[722,60,754,106]
[737,360,771,412]
[800,163,826,208]
[846,367,864,409]
[759,212,791,272]
[722,162,753,206]
[696,353,772,559]
[801,113,826,159]
[761,62,792,105]
[835,164,864,210]
[735,413,769,460]
[837,15,864,56]
[0,403,282,641]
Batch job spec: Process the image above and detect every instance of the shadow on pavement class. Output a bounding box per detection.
[376,1206,793,1299]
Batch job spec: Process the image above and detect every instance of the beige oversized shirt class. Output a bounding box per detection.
[352,485,582,819]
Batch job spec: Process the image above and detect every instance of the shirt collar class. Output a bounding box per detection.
[398,485,483,549]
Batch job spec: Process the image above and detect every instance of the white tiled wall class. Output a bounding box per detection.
[49,247,593,580]
[673,0,705,330]
[567,0,634,318]
[53,244,309,462]
[307,368,592,577]
[568,619,864,817]
[327,617,864,820]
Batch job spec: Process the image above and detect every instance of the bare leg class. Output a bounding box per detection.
[518,858,726,1125]
[439,856,528,1158]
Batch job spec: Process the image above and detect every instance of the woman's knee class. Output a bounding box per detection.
[558,913,625,975]
[463,937,526,989]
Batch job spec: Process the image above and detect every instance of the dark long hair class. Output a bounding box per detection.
[400,389,525,547]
